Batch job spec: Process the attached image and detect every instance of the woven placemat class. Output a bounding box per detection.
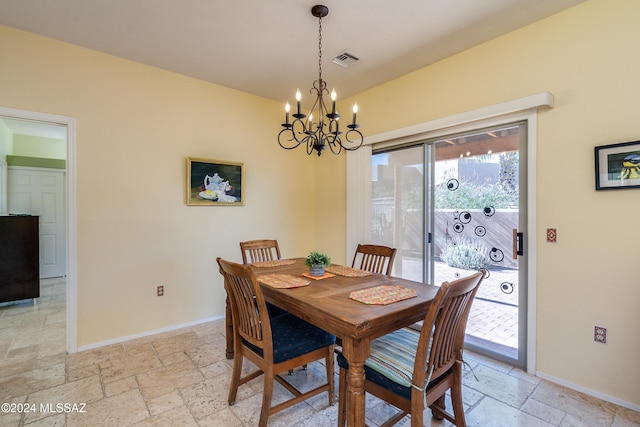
[258,274,310,289]
[349,285,417,305]
[251,259,297,268]
[325,264,373,277]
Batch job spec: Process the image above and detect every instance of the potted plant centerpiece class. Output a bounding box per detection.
[304,251,331,277]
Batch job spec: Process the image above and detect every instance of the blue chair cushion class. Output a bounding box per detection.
[266,302,288,319]
[337,327,425,400]
[244,313,335,364]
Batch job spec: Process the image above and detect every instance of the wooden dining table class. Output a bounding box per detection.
[231,257,439,427]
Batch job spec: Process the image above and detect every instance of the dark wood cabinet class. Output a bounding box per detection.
[0,215,39,303]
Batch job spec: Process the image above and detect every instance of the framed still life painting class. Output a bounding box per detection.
[595,140,640,190]
[187,157,245,205]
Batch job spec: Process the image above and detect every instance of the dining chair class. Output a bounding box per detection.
[351,243,397,276]
[217,257,336,427]
[240,239,282,264]
[336,269,485,427]
[225,239,287,358]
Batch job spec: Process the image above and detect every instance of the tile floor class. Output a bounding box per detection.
[1,278,639,426]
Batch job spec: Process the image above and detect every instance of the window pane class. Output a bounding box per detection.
[372,146,424,281]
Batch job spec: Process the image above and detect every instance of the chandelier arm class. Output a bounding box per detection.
[342,129,364,151]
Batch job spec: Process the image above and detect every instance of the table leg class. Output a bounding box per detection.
[342,337,370,427]
[225,296,234,359]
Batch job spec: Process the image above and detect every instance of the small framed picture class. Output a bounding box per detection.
[187,157,245,205]
[594,140,640,190]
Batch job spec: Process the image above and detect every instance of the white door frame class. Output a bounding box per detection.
[0,106,77,353]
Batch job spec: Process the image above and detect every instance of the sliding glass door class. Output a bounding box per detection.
[371,122,527,368]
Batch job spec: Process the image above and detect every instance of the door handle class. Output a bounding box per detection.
[512,229,524,259]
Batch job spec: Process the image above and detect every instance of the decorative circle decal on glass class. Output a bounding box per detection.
[453,222,464,233]
[482,269,491,279]
[447,179,459,191]
[459,211,472,224]
[455,272,461,278]
[474,226,486,237]
[483,206,495,217]
[490,247,504,262]
[501,282,514,294]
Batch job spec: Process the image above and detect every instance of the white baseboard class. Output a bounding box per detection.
[536,370,640,413]
[76,315,224,352]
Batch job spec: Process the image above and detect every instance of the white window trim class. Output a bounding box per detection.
[346,91,553,374]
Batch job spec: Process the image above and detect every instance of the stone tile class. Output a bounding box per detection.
[124,341,155,356]
[146,390,185,416]
[22,412,66,426]
[198,407,244,427]
[190,321,225,337]
[521,394,567,425]
[0,352,37,378]
[200,360,231,379]
[467,396,554,426]
[181,377,235,420]
[532,381,617,424]
[185,345,223,368]
[159,350,190,367]
[67,363,100,382]
[100,351,163,383]
[66,344,126,371]
[104,375,139,397]
[66,389,149,427]
[463,363,537,408]
[131,405,199,427]
[137,359,204,399]
[615,407,640,425]
[151,331,202,356]
[230,391,316,427]
[0,363,66,400]
[24,375,103,424]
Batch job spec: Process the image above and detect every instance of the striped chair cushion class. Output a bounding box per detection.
[337,327,428,399]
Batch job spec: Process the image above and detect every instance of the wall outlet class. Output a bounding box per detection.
[594,326,607,343]
[157,285,164,297]
[546,228,557,243]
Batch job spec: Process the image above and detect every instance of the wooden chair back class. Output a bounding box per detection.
[351,244,397,276]
[240,239,281,264]
[217,257,273,354]
[418,270,484,391]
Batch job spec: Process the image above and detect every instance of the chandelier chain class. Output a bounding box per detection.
[317,16,323,81]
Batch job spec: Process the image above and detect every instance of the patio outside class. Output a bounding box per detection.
[401,257,520,360]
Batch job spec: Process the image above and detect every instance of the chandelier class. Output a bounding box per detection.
[278,4,363,157]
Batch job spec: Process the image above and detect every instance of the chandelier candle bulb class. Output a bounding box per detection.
[331,89,337,115]
[352,103,358,125]
[285,102,290,125]
[296,89,302,115]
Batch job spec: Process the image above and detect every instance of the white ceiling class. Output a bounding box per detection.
[0,0,586,107]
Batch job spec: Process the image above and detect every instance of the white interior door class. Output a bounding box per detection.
[8,166,66,278]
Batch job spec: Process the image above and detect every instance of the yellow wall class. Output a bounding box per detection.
[318,0,638,407]
[0,24,317,347]
[1,0,638,408]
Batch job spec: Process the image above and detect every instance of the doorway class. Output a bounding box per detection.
[0,106,77,353]
[371,122,527,368]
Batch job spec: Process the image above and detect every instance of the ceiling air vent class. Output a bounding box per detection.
[332,52,359,68]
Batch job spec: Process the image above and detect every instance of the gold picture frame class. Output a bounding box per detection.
[186,157,245,205]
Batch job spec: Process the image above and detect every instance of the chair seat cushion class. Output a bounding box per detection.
[245,313,335,364]
[266,302,288,319]
[337,327,423,399]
